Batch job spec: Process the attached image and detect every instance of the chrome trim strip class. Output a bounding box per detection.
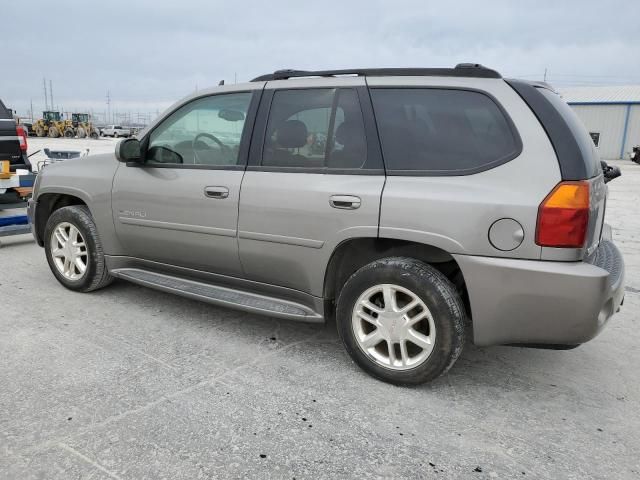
[118,217,236,237]
[239,230,324,249]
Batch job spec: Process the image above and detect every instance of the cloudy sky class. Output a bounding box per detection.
[3,0,640,121]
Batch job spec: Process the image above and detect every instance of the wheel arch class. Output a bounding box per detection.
[323,237,470,318]
[34,193,88,246]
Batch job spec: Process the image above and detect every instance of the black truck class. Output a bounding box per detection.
[0,98,30,172]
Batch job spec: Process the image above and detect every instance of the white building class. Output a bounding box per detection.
[559,85,640,160]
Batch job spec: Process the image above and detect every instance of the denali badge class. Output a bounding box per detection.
[119,210,147,218]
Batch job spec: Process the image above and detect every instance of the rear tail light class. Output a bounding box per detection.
[16,125,28,152]
[536,181,590,248]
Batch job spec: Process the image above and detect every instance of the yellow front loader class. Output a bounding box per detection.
[33,111,75,138]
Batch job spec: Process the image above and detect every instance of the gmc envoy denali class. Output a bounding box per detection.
[29,64,625,385]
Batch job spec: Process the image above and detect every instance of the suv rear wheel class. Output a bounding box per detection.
[44,205,113,292]
[336,257,466,385]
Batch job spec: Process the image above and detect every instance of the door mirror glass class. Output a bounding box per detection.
[115,138,141,163]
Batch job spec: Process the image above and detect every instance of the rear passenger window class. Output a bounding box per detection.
[370,89,521,174]
[262,89,367,170]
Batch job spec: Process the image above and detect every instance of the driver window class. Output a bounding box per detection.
[147,92,252,167]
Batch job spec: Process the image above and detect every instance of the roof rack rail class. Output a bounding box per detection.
[250,63,501,82]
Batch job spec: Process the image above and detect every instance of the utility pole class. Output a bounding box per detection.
[30,99,34,120]
[43,77,48,111]
[234,72,237,84]
[544,68,548,83]
[49,80,54,111]
[106,91,111,124]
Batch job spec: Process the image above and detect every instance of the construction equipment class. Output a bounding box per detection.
[71,113,99,139]
[32,111,75,138]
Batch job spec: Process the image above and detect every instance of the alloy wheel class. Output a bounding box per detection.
[352,284,436,370]
[50,222,88,281]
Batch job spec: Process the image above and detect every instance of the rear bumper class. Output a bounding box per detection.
[454,238,625,347]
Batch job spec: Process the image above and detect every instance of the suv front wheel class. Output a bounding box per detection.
[44,205,113,292]
[336,257,466,385]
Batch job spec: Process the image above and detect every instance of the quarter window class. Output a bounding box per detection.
[262,88,367,170]
[370,88,521,174]
[147,92,252,166]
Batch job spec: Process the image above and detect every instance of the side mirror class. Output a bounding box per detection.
[115,138,142,163]
[601,160,621,183]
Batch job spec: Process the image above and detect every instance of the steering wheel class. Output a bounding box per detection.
[193,132,230,163]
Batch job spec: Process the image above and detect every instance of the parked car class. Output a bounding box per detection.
[28,64,625,385]
[101,125,131,138]
[16,119,33,136]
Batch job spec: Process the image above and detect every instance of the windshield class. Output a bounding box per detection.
[44,111,61,121]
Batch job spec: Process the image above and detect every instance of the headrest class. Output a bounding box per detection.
[335,121,364,146]
[276,120,308,148]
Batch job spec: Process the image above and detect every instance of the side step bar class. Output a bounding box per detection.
[110,268,324,323]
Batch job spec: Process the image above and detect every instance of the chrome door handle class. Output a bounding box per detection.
[204,186,229,199]
[330,195,361,210]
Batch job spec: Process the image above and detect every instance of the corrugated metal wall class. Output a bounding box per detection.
[624,106,640,157]
[570,105,627,159]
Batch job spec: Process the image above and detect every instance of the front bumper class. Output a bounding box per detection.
[454,237,625,347]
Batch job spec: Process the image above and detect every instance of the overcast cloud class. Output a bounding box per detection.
[2,0,640,118]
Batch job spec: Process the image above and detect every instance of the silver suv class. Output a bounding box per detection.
[28,64,625,385]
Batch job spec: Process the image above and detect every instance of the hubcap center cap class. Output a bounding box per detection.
[378,312,404,341]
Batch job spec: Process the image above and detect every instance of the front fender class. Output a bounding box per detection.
[34,154,124,254]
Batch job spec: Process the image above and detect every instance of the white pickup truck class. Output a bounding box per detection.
[101,125,131,138]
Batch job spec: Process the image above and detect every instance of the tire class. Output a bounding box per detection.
[48,126,59,138]
[113,132,118,138]
[44,205,113,292]
[64,129,75,138]
[77,127,87,138]
[336,257,466,386]
[35,126,45,137]
[90,131,99,139]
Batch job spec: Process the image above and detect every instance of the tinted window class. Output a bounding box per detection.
[370,88,520,174]
[538,88,601,178]
[148,92,252,166]
[262,89,367,169]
